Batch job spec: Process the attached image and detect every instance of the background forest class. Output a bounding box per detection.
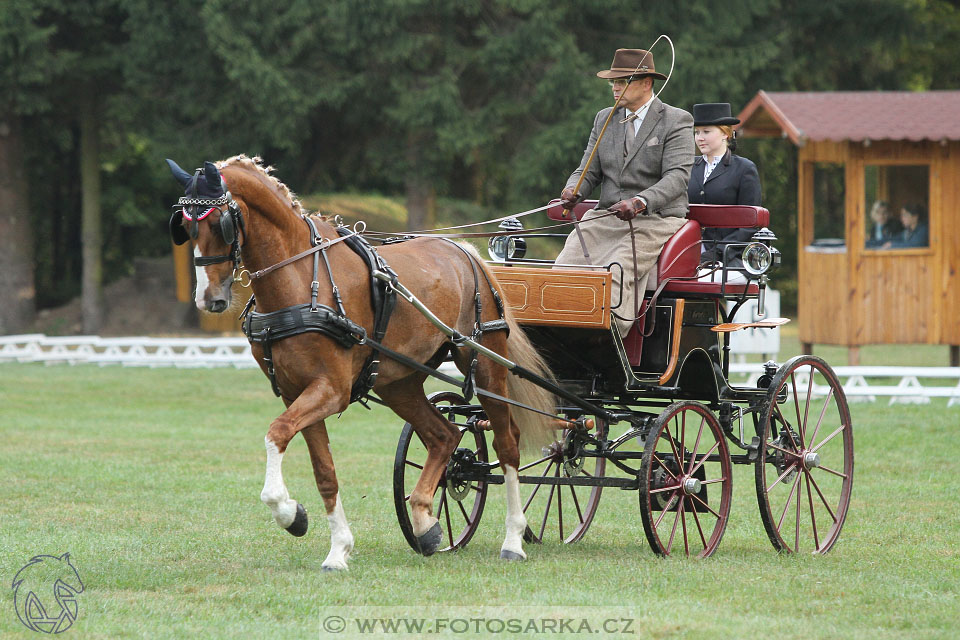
[2,0,959,333]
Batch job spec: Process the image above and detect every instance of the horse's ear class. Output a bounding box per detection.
[203,161,223,191]
[166,159,192,187]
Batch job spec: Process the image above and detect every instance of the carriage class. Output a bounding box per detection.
[172,156,852,569]
[393,199,854,558]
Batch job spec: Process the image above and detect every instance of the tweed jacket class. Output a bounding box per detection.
[688,150,762,264]
[564,97,694,217]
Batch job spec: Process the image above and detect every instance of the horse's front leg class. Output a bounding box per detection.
[301,422,354,571]
[260,385,345,538]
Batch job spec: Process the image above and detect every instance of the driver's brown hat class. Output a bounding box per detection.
[596,49,667,81]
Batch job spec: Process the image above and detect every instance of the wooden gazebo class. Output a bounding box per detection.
[738,90,960,365]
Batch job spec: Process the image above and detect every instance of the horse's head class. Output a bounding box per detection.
[166,159,245,312]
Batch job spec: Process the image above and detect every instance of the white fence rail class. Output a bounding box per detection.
[0,334,257,368]
[728,363,960,407]
[2,335,959,405]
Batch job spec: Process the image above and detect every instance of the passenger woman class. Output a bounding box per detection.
[687,103,761,281]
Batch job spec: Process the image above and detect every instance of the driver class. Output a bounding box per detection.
[556,48,693,335]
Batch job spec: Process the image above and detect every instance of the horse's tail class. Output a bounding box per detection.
[462,243,558,451]
[502,306,559,452]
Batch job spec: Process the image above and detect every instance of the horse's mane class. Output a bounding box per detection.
[218,154,308,217]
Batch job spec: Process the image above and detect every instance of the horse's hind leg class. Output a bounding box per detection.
[465,343,527,561]
[479,394,527,561]
[301,422,354,571]
[377,379,460,556]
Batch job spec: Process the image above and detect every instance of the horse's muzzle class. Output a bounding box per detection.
[207,298,229,313]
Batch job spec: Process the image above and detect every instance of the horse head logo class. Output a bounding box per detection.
[11,553,84,634]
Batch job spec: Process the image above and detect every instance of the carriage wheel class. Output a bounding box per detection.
[393,391,488,553]
[755,356,853,554]
[639,402,732,558]
[520,418,606,544]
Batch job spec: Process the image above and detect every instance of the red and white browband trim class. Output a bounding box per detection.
[181,206,218,221]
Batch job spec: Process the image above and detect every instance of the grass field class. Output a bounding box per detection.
[1,356,958,639]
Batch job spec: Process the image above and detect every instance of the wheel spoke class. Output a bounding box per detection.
[538,483,557,541]
[700,477,727,486]
[776,470,802,532]
[522,460,554,512]
[808,387,834,448]
[556,465,564,540]
[666,498,683,554]
[688,441,721,477]
[801,365,815,446]
[519,453,553,472]
[689,491,722,519]
[815,464,848,480]
[654,491,679,528]
[795,469,802,551]
[404,459,423,470]
[773,402,801,451]
[764,440,797,457]
[805,471,820,550]
[456,496,471,523]
[665,430,684,479]
[653,453,680,481]
[680,497,690,556]
[650,484,681,495]
[442,491,454,549]
[687,415,706,474]
[807,471,839,523]
[690,502,708,549]
[679,413,687,474]
[766,461,799,494]
[569,484,584,524]
[811,424,846,453]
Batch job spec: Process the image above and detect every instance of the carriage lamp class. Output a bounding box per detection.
[487,217,527,262]
[741,228,781,277]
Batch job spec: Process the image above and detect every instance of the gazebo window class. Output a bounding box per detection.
[864,164,929,250]
[811,162,846,247]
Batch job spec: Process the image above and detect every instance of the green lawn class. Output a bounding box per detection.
[1,362,957,639]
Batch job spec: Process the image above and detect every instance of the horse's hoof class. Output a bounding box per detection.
[415,522,443,556]
[500,549,525,561]
[285,503,308,537]
[321,564,346,573]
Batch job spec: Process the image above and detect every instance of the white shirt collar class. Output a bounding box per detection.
[625,96,655,132]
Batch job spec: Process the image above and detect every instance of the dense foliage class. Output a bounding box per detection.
[1,0,958,327]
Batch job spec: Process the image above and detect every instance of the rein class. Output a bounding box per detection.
[243,217,359,281]
[362,209,623,242]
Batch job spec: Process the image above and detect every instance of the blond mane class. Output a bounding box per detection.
[218,154,307,217]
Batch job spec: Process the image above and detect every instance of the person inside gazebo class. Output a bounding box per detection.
[865,200,902,248]
[885,203,929,249]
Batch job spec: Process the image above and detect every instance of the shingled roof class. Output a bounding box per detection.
[736,90,960,145]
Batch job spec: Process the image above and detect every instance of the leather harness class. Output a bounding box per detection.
[241,216,507,405]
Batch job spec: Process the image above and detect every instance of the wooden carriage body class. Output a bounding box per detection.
[490,202,770,400]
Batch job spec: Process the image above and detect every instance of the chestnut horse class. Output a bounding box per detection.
[167,155,556,570]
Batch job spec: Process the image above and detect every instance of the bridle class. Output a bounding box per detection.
[169,168,246,269]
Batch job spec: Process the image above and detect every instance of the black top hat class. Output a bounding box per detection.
[692,103,740,126]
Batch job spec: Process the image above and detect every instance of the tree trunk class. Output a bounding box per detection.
[0,113,36,334]
[404,135,436,231]
[80,91,103,334]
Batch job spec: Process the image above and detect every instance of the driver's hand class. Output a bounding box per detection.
[560,187,584,210]
[609,196,646,221]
